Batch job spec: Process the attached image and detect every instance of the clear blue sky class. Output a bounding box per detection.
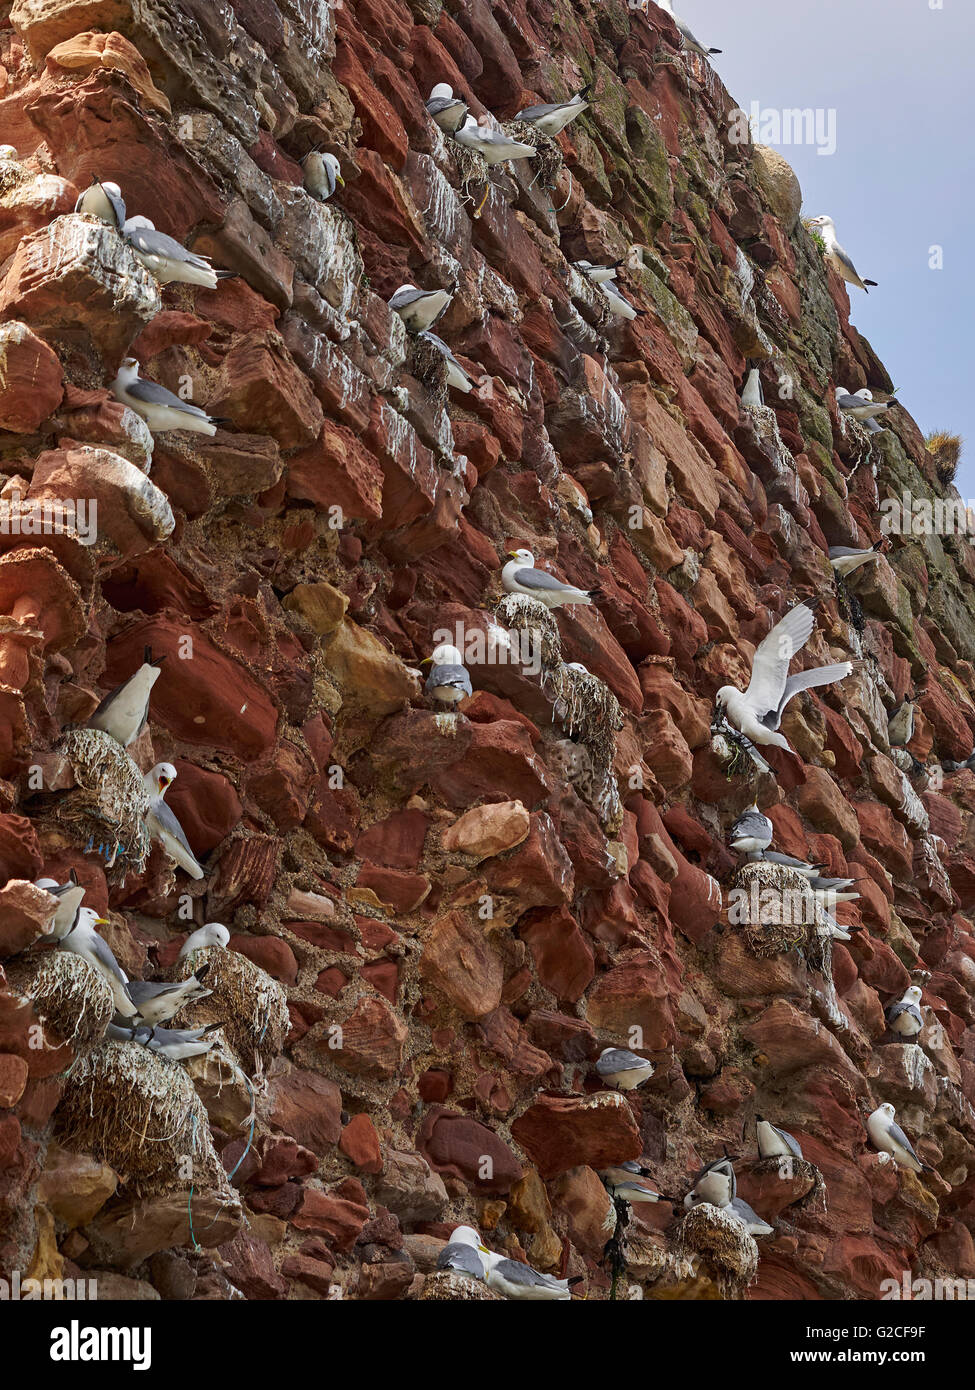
[679,0,974,495]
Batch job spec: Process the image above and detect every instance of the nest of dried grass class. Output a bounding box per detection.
[677,1203,759,1296]
[418,1271,502,1301]
[51,729,150,878]
[407,333,449,403]
[503,120,563,188]
[450,143,488,201]
[548,663,624,830]
[9,951,114,1046]
[170,946,288,1074]
[495,593,563,671]
[732,861,825,965]
[54,1039,226,1196]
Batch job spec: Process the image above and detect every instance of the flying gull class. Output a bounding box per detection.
[421,643,473,705]
[452,115,536,165]
[107,1020,224,1061]
[123,216,235,289]
[35,872,85,941]
[502,548,600,608]
[435,1226,488,1283]
[59,907,139,1018]
[714,600,852,753]
[178,922,230,959]
[515,84,593,137]
[867,1102,929,1173]
[85,645,165,747]
[756,1116,803,1161]
[122,966,212,1026]
[388,283,453,333]
[595,1046,655,1090]
[143,763,205,880]
[728,803,773,856]
[885,984,923,1038]
[805,215,877,292]
[418,330,480,393]
[111,357,226,435]
[684,1154,736,1208]
[829,542,883,577]
[74,178,126,229]
[302,151,343,202]
[426,83,469,135]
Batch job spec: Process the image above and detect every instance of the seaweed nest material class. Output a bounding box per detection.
[50,728,150,878]
[732,861,824,967]
[503,120,563,189]
[8,950,114,1046]
[676,1203,759,1297]
[55,1039,226,1195]
[171,946,289,1074]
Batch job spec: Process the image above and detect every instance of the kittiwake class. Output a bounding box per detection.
[111,358,226,435]
[756,1116,803,1161]
[59,907,138,1018]
[302,150,343,202]
[143,763,205,880]
[124,215,235,289]
[122,966,212,1026]
[502,548,600,608]
[885,984,923,1038]
[178,922,230,959]
[74,178,126,229]
[388,283,453,332]
[435,1226,487,1282]
[728,803,773,856]
[595,1046,655,1090]
[452,115,535,165]
[515,84,592,136]
[658,0,721,57]
[426,83,469,135]
[684,1154,736,1208]
[422,643,473,705]
[85,645,165,747]
[478,1245,573,1300]
[108,1019,224,1061]
[805,215,877,292]
[35,872,85,941]
[829,542,882,577]
[418,330,480,393]
[867,1102,929,1173]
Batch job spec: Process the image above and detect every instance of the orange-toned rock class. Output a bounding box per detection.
[0,322,63,430]
[47,31,171,115]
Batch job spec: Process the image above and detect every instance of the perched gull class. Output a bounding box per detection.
[741,363,765,408]
[143,763,205,880]
[435,1226,487,1283]
[658,0,721,57]
[600,1161,673,1205]
[422,643,473,705]
[35,872,85,941]
[111,357,226,435]
[302,151,344,202]
[74,178,126,229]
[818,911,860,942]
[426,83,469,135]
[388,283,453,332]
[478,1246,573,1301]
[595,1046,655,1090]
[178,922,230,960]
[753,850,823,876]
[714,601,852,753]
[108,1020,224,1061]
[805,215,877,292]
[829,542,882,578]
[452,115,535,165]
[501,548,600,608]
[598,280,643,321]
[59,907,138,1018]
[867,1102,929,1173]
[887,700,915,748]
[684,1154,736,1208]
[124,215,234,289]
[886,984,923,1038]
[85,645,165,747]
[756,1116,803,1161]
[418,330,479,393]
[726,1197,774,1237]
[0,145,17,160]
[122,966,212,1026]
[574,259,621,284]
[728,803,773,856]
[807,874,859,903]
[515,84,592,136]
[837,387,896,430]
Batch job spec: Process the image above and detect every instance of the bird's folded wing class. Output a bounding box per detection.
[128,226,212,270]
[743,603,815,717]
[427,663,472,695]
[125,980,183,1004]
[598,1048,641,1071]
[731,811,768,836]
[87,931,129,983]
[886,1119,920,1159]
[512,567,576,593]
[151,799,199,860]
[389,288,428,308]
[126,377,211,417]
[830,244,862,280]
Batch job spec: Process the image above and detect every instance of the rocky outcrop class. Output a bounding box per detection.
[1,0,974,1303]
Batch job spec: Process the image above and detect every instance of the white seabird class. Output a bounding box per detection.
[887,700,915,748]
[111,357,226,435]
[452,115,535,165]
[85,645,165,747]
[515,84,593,136]
[418,330,479,393]
[143,763,205,880]
[828,542,883,577]
[805,215,877,292]
[756,1116,803,1161]
[107,1020,224,1061]
[684,1154,736,1208]
[600,1161,673,1205]
[885,984,923,1038]
[122,966,212,1026]
[867,1102,929,1173]
[478,1245,573,1300]
[658,0,721,57]
[388,283,453,332]
[599,280,643,321]
[574,259,621,284]
[728,803,773,856]
[595,1046,655,1090]
[302,150,344,202]
[741,362,764,407]
[59,907,138,1019]
[501,548,600,608]
[421,643,473,705]
[74,178,126,229]
[836,386,896,428]
[714,600,852,753]
[35,872,85,941]
[752,850,822,876]
[178,922,230,960]
[426,83,469,135]
[123,215,234,289]
[435,1226,488,1282]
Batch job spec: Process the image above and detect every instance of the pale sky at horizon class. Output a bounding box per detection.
[676,0,975,496]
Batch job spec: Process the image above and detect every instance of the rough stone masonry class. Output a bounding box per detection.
[0,0,974,1302]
